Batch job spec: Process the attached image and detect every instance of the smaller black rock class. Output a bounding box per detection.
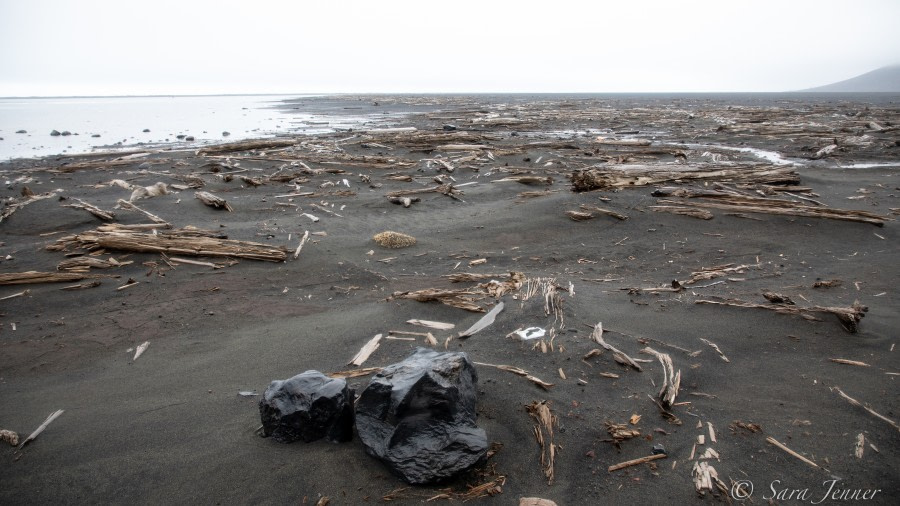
[259,370,354,444]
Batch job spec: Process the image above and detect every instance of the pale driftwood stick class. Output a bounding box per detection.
[195,191,233,212]
[830,358,870,367]
[1,192,58,224]
[385,183,463,201]
[169,257,220,268]
[406,319,455,330]
[348,334,382,366]
[474,362,554,390]
[133,341,150,361]
[59,281,101,291]
[855,433,865,459]
[492,176,553,185]
[293,230,310,260]
[327,366,382,379]
[63,198,116,221]
[766,437,821,469]
[115,199,170,226]
[579,204,628,220]
[699,338,729,362]
[696,297,867,333]
[608,453,667,472]
[197,138,297,155]
[458,302,504,338]
[0,290,30,301]
[590,323,642,371]
[18,409,64,450]
[641,347,681,408]
[832,386,900,432]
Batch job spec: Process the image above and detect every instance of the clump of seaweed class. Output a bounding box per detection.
[373,231,416,249]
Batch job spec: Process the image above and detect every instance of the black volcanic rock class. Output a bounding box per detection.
[259,370,354,443]
[355,348,487,484]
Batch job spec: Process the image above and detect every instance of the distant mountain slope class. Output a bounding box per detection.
[800,65,900,92]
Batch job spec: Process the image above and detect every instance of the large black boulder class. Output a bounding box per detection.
[355,348,488,484]
[259,370,354,443]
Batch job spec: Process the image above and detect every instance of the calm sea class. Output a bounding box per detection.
[0,94,375,161]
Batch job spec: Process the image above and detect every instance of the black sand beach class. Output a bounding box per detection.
[1,94,898,504]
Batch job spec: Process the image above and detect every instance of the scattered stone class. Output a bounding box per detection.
[222,131,231,137]
[138,162,151,170]
[259,370,354,443]
[91,134,101,138]
[185,136,195,141]
[442,124,458,131]
[142,128,150,132]
[355,348,488,484]
[61,131,72,136]
[373,231,416,249]
[15,129,26,134]
[176,134,186,140]
[50,130,61,136]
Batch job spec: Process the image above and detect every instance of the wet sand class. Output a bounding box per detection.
[1,94,898,504]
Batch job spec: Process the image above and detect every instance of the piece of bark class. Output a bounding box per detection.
[526,401,558,484]
[195,191,233,212]
[406,319,455,330]
[650,206,714,220]
[579,204,628,220]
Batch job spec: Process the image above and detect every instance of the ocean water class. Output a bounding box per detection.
[0,94,379,161]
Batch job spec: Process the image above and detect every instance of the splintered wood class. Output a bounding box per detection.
[475,362,554,390]
[48,224,287,262]
[526,401,558,485]
[1,191,58,224]
[62,198,115,221]
[572,165,800,192]
[18,409,64,450]
[392,272,523,312]
[656,194,889,226]
[832,386,900,432]
[0,271,103,286]
[590,323,642,371]
[696,297,868,333]
[641,347,681,408]
[348,334,383,366]
[195,191,233,212]
[458,302,504,338]
[606,422,641,443]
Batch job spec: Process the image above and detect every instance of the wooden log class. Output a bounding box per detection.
[197,138,297,155]
[657,198,887,226]
[608,453,667,472]
[0,271,102,286]
[571,165,800,192]
[195,191,233,212]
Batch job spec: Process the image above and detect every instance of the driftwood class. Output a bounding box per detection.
[684,263,759,285]
[348,334,383,366]
[579,204,628,220]
[62,198,115,221]
[766,437,821,469]
[385,183,463,201]
[606,422,641,443]
[526,401,558,484]
[650,206,714,220]
[0,271,103,286]
[832,386,900,432]
[391,288,484,312]
[406,319,455,330]
[18,409,64,450]
[115,199,170,226]
[641,347,681,408]
[458,302,504,338]
[492,176,553,185]
[195,191,233,212]
[566,210,594,221]
[197,138,297,155]
[657,196,888,226]
[474,362,554,390]
[608,454,667,472]
[48,224,287,262]
[595,137,651,146]
[1,192,58,224]
[327,366,382,379]
[387,196,420,208]
[590,323,642,371]
[57,256,130,271]
[696,297,867,333]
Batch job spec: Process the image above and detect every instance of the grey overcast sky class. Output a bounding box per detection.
[1,0,898,96]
